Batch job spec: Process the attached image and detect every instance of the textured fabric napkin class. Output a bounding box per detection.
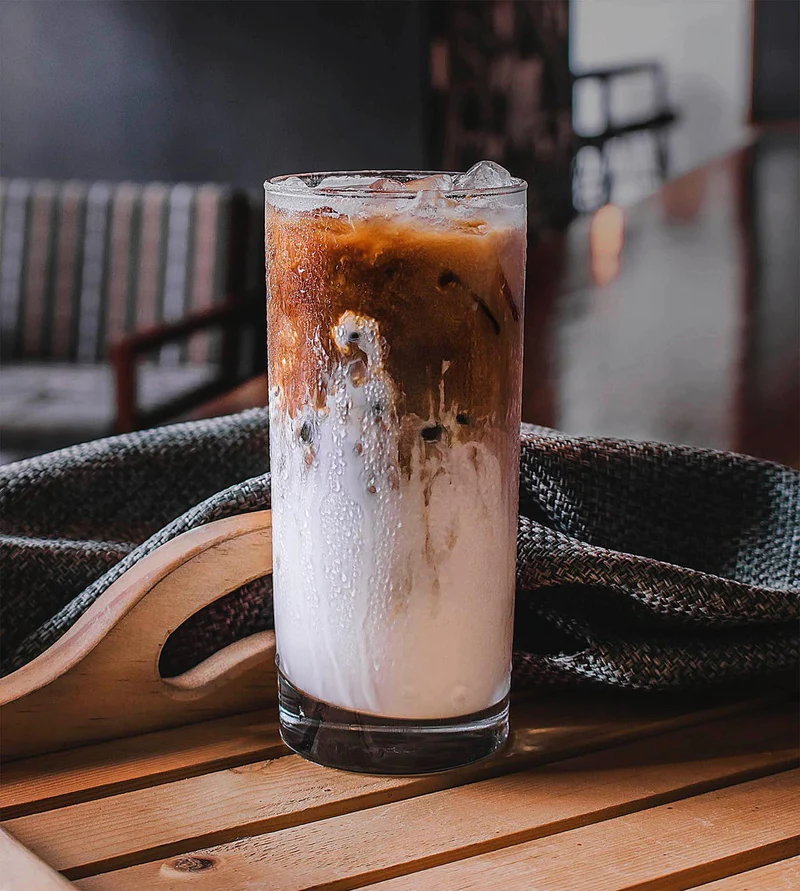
[1,408,797,687]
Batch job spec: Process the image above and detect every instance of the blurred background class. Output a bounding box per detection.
[1,0,798,465]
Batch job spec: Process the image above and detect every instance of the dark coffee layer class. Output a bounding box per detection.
[266,206,525,465]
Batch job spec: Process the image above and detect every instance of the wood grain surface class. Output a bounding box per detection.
[4,691,796,890]
[362,771,800,891]
[4,692,785,878]
[70,704,799,890]
[0,711,285,820]
[694,856,800,889]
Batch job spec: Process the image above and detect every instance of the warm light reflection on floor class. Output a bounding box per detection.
[590,204,625,286]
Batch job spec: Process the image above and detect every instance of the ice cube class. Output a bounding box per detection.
[407,187,453,213]
[277,175,311,191]
[369,178,406,191]
[453,160,514,189]
[316,174,377,191]
[404,174,454,192]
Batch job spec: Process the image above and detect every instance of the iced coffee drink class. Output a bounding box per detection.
[265,164,526,772]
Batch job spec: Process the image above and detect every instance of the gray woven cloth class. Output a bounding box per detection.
[1,408,798,687]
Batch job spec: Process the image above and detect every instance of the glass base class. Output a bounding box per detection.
[277,670,510,774]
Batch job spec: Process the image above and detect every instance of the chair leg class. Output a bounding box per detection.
[111,346,138,434]
[655,130,670,182]
[600,146,612,207]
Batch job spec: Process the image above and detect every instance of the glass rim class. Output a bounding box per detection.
[264,169,528,199]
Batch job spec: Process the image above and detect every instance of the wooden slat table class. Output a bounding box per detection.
[2,689,798,889]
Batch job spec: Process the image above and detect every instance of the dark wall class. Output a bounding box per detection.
[752,0,800,123]
[0,0,427,190]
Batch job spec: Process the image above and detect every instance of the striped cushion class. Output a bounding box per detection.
[0,179,240,365]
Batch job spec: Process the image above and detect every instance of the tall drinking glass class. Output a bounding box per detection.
[265,167,527,773]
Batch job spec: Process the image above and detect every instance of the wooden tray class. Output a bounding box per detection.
[1,512,798,889]
[0,511,276,761]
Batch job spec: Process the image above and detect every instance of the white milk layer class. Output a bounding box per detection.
[269,313,517,720]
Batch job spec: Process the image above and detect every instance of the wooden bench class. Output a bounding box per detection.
[0,178,258,460]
